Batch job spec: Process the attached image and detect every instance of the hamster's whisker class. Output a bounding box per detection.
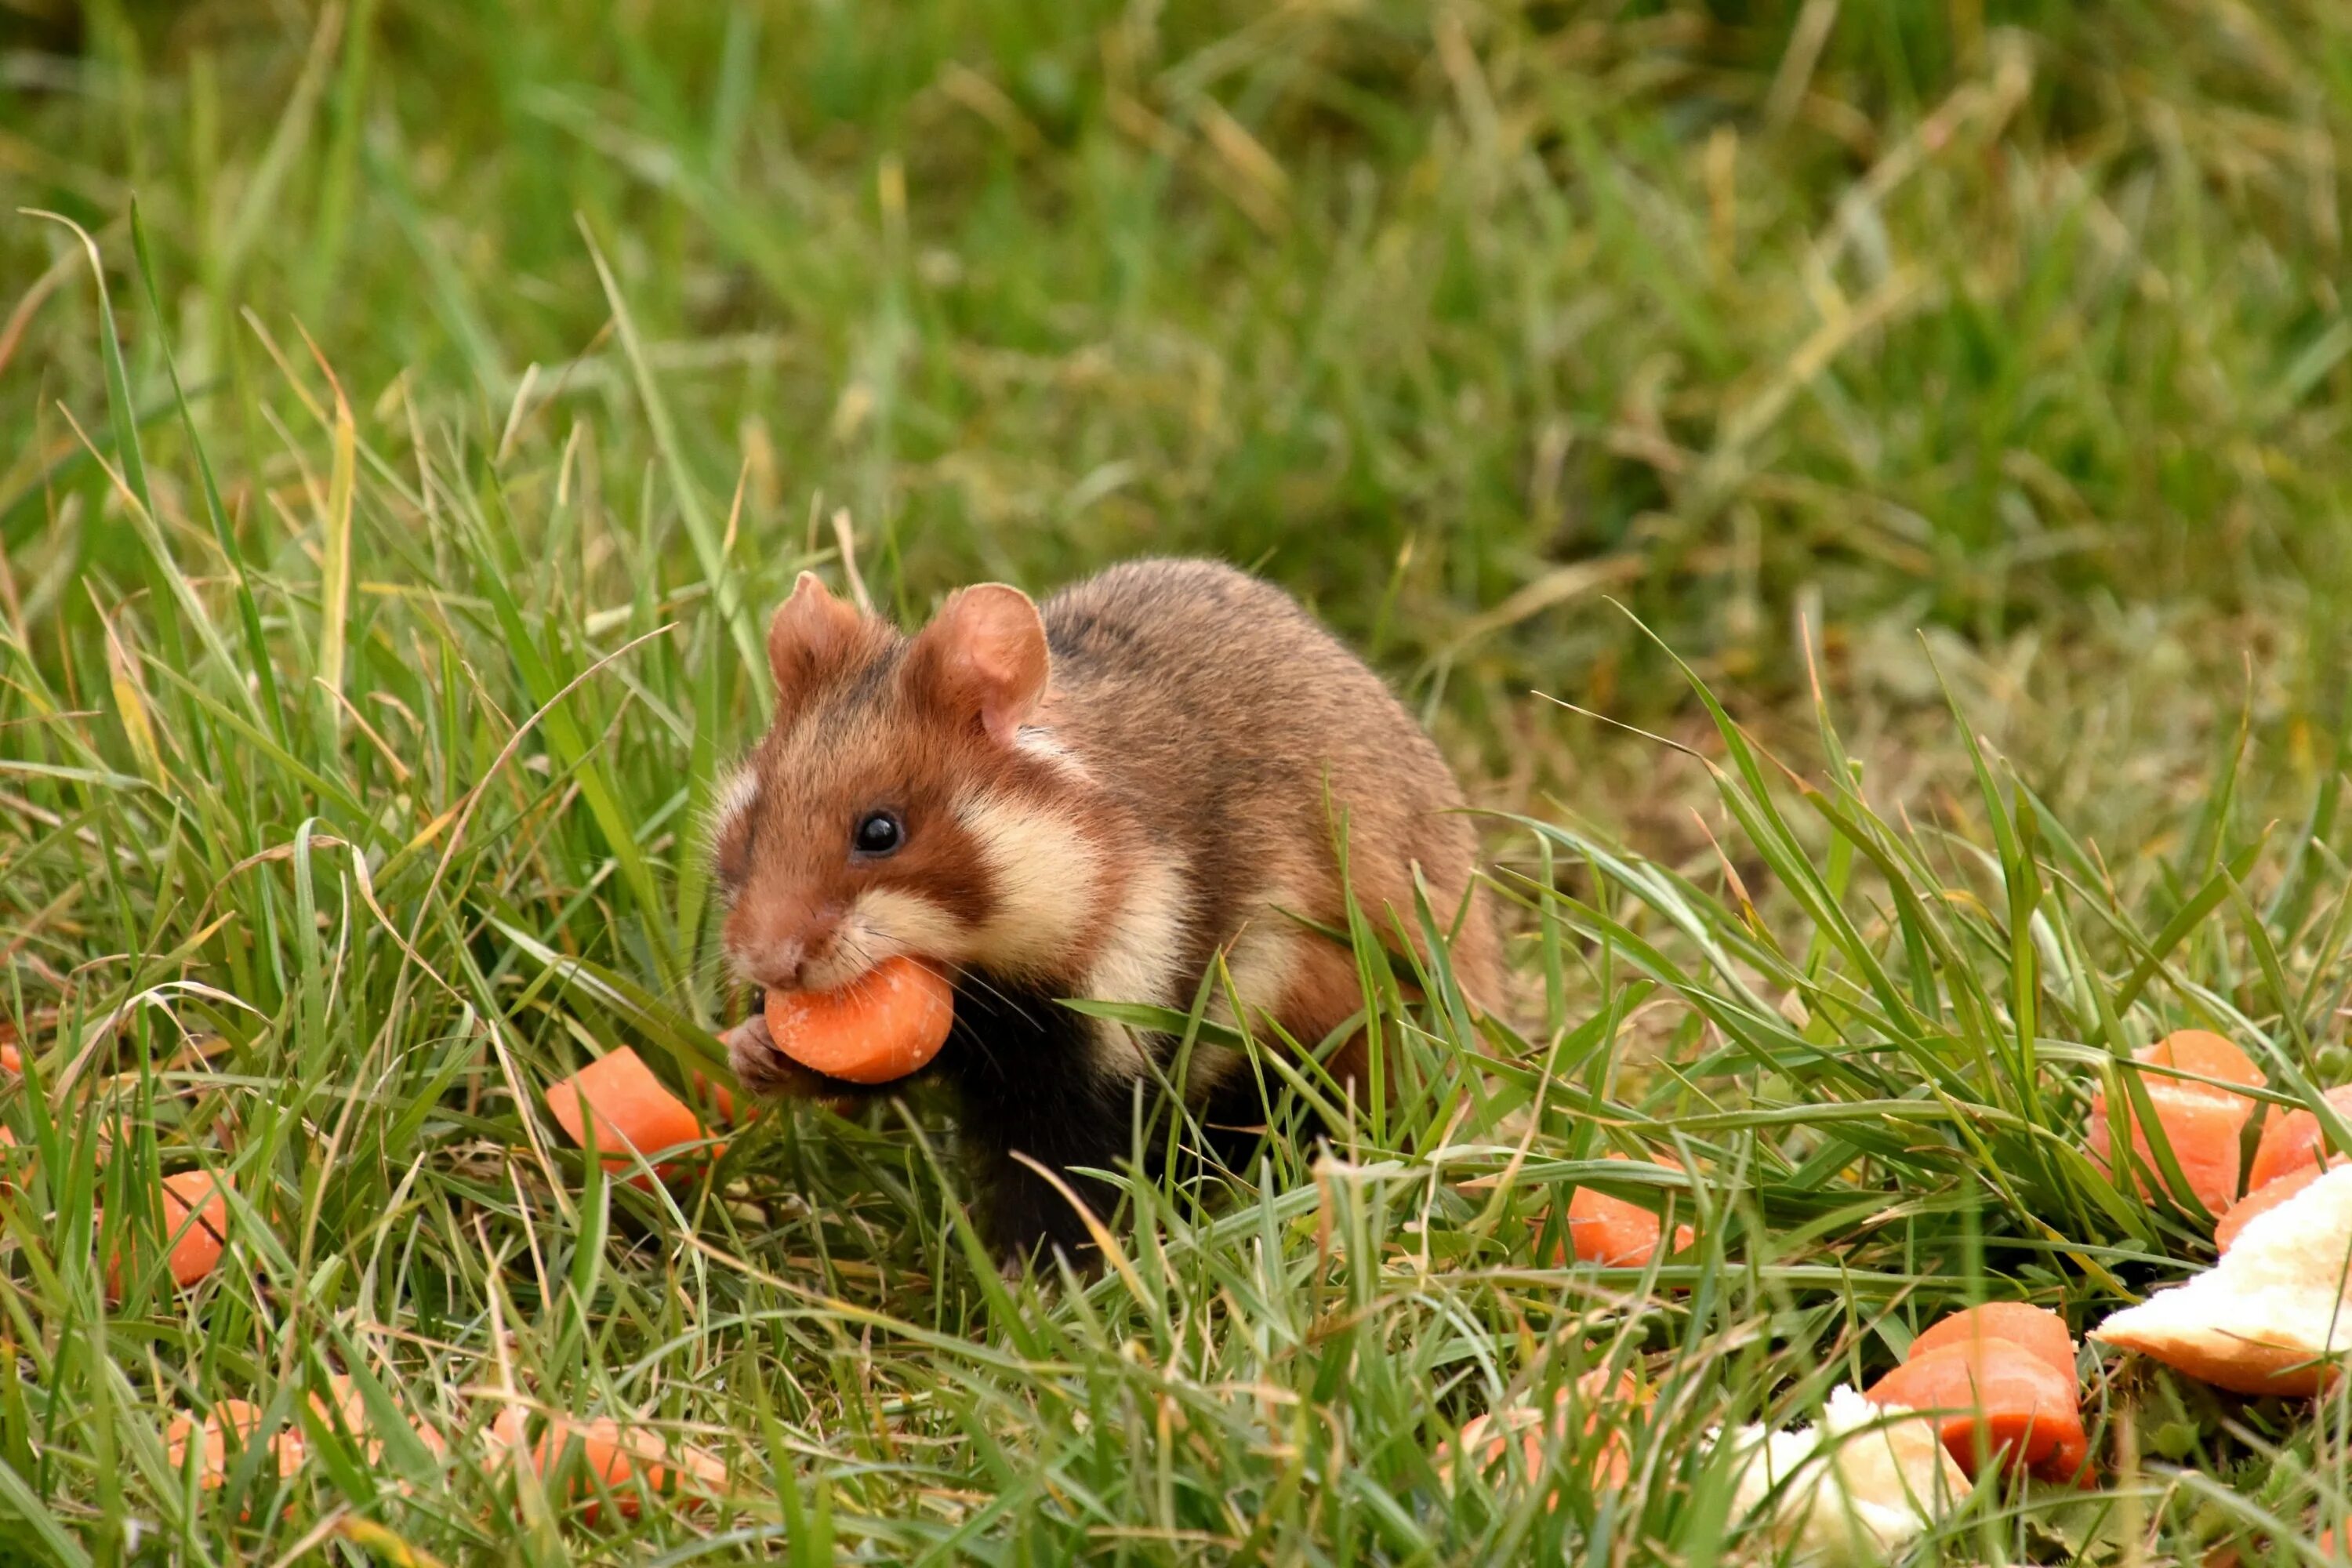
[954,970,1044,1031]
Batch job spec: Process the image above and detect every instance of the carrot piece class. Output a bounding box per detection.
[1864,1341,2088,1483]
[492,1409,729,1524]
[158,1171,232,1287]
[1907,1303,2077,1383]
[0,1126,42,1201]
[2140,1029,2265,1091]
[105,1169,234,1299]
[1442,1370,1644,1497]
[2087,1032,2265,1214]
[1559,1153,1694,1269]
[2246,1084,2352,1192]
[2085,1084,2248,1212]
[686,1070,739,1126]
[2216,1167,2328,1255]
[545,1047,720,1190]
[764,956,956,1084]
[167,1399,307,1486]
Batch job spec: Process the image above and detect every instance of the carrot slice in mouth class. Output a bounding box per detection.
[764,956,956,1085]
[545,1047,723,1190]
[2086,1031,2265,1214]
[1864,1341,2088,1483]
[1559,1152,1694,1269]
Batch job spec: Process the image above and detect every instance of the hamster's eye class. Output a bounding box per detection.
[853,810,906,857]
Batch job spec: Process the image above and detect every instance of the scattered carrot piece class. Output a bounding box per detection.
[2142,1030,2266,1091]
[687,1070,739,1125]
[158,1171,231,1287]
[1864,1340,2088,1483]
[2246,1084,2352,1192]
[158,1175,230,1288]
[492,1408,729,1523]
[1907,1303,2077,1383]
[105,1170,233,1299]
[545,1047,722,1190]
[166,1399,306,1486]
[2087,1031,2265,1214]
[159,1381,736,1525]
[164,1382,441,1517]
[1441,1370,1644,1497]
[1561,1153,1694,1269]
[764,956,956,1084]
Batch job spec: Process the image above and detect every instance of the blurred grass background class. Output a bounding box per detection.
[12,1,2351,757]
[8,1,2352,1563]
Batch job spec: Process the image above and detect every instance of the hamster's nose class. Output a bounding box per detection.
[728,895,844,992]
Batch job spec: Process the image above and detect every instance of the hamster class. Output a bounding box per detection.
[711,557,1497,1260]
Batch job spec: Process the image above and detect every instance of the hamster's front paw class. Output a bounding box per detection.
[721,1013,869,1115]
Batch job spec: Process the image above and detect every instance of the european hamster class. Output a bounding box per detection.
[712,557,1496,1259]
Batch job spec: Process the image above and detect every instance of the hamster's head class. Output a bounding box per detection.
[713,572,1100,999]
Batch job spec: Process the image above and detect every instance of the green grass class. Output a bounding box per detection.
[7,1,2352,1562]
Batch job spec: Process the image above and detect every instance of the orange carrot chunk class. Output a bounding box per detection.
[1907,1303,2077,1383]
[158,1171,232,1287]
[1864,1341,2088,1484]
[167,1399,307,1486]
[1561,1153,1694,1269]
[545,1047,720,1190]
[2142,1029,2266,1091]
[105,1169,234,1299]
[492,1409,729,1524]
[2087,1031,2265,1214]
[686,1070,739,1126]
[2246,1084,2352,1192]
[1442,1370,1644,1496]
[2085,1083,2248,1212]
[764,956,956,1085]
[2216,1167,2328,1255]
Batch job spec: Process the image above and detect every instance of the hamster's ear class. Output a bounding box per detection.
[905,583,1049,746]
[768,572,866,708]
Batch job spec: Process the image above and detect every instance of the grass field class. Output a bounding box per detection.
[8,1,2352,1562]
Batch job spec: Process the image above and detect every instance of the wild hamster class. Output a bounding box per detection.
[712,557,1496,1260]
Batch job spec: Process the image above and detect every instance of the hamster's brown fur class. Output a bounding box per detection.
[713,557,1495,1258]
